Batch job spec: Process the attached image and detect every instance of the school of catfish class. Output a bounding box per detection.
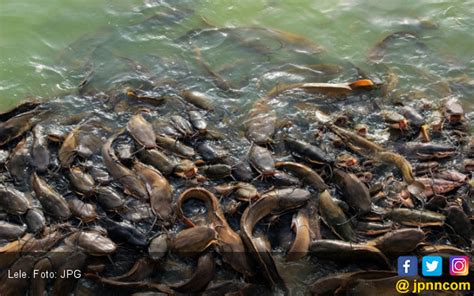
[0,12,473,296]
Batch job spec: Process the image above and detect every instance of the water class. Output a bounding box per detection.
[1,0,473,112]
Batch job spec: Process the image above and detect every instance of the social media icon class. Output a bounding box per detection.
[398,256,417,276]
[450,256,469,276]
[422,256,442,276]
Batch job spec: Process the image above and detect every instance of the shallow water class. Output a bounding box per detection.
[1,0,473,112]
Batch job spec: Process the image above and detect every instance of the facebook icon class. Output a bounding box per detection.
[398,256,418,276]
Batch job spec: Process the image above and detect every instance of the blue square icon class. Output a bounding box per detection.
[398,256,418,276]
[422,256,442,276]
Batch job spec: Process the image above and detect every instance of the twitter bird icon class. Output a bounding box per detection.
[422,256,442,276]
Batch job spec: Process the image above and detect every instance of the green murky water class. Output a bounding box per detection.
[1,0,473,112]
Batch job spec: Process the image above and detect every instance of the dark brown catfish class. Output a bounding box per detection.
[133,161,173,222]
[6,136,33,183]
[189,110,208,132]
[333,169,371,214]
[385,208,445,227]
[0,184,30,215]
[127,113,156,149]
[0,222,26,241]
[310,239,392,269]
[214,182,260,202]
[177,188,253,276]
[241,188,310,288]
[155,134,195,158]
[284,137,334,164]
[287,209,311,261]
[0,108,42,147]
[138,148,176,176]
[171,226,218,256]
[367,228,425,256]
[197,142,229,162]
[275,161,328,191]
[318,190,356,242]
[67,196,98,223]
[328,123,383,153]
[170,115,194,138]
[94,186,125,211]
[32,172,71,220]
[69,166,95,196]
[249,144,275,176]
[102,130,148,200]
[65,230,117,256]
[417,177,463,198]
[375,151,417,184]
[25,208,46,233]
[199,164,232,179]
